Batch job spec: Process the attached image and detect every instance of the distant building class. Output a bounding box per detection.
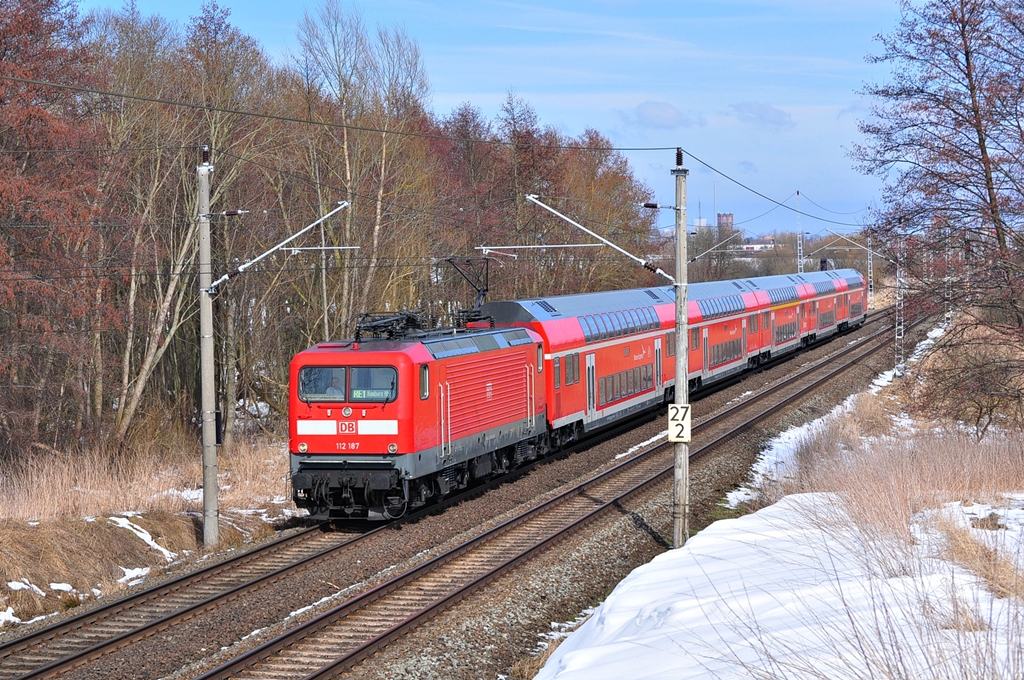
[716,213,734,239]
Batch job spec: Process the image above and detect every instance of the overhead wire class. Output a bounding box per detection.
[0,74,675,152]
[0,256,653,283]
[798,191,869,216]
[0,77,873,242]
[680,150,868,228]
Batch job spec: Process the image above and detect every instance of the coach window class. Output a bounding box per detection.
[614,311,628,336]
[762,311,770,328]
[690,328,700,350]
[420,365,429,399]
[625,309,638,333]
[749,314,758,334]
[666,331,675,356]
[573,353,580,384]
[554,357,561,388]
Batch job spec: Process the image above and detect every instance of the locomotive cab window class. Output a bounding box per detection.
[349,366,398,402]
[298,366,347,402]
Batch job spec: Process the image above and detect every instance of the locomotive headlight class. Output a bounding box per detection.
[342,406,352,417]
[298,442,308,453]
[387,443,398,454]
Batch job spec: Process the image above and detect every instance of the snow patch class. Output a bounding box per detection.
[108,516,177,561]
[615,431,667,460]
[117,566,150,586]
[7,579,45,597]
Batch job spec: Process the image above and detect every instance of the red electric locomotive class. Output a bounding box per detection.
[289,319,547,520]
[288,268,867,521]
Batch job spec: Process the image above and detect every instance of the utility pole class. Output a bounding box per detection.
[198,146,218,549]
[640,152,691,548]
[670,148,690,548]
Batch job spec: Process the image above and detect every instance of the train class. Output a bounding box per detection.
[288,268,868,521]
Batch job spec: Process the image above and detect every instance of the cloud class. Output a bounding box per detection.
[622,101,704,129]
[738,160,759,174]
[729,102,795,130]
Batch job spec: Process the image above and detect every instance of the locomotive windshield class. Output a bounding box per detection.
[349,367,397,402]
[297,365,397,403]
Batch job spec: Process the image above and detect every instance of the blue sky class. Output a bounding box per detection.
[77,0,903,237]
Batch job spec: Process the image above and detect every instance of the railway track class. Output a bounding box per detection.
[0,309,901,680]
[0,395,673,679]
[196,317,911,680]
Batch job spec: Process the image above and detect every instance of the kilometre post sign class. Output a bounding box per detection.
[667,404,691,443]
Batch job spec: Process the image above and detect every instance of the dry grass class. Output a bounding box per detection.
[0,436,294,625]
[508,640,561,680]
[729,387,1024,678]
[937,517,1024,601]
[763,389,1024,543]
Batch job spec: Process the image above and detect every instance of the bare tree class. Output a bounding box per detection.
[854,0,1024,428]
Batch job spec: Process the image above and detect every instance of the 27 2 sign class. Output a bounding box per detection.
[667,404,691,443]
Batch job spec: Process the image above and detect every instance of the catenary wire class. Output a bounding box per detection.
[0,76,871,229]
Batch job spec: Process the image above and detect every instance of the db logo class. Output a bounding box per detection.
[486,382,493,400]
[338,421,356,435]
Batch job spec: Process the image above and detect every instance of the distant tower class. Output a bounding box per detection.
[716,212,734,239]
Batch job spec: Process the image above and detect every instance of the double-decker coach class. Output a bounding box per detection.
[479,268,867,446]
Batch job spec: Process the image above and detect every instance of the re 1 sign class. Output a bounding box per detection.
[668,404,691,443]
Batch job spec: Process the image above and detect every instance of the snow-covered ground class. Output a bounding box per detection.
[535,492,1024,679]
[536,326,1024,679]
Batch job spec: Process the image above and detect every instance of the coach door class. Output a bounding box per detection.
[655,337,663,397]
[702,327,709,373]
[585,353,596,421]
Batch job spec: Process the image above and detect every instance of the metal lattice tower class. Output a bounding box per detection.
[894,238,906,377]
[867,234,874,310]
[796,190,804,273]
[944,225,953,325]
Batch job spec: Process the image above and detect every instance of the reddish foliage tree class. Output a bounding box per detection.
[0,0,104,453]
